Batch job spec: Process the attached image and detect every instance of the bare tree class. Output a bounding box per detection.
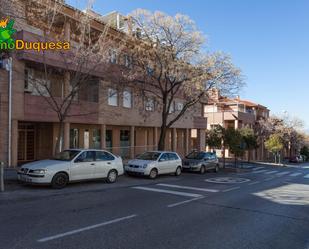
[2,0,127,153]
[123,9,244,150]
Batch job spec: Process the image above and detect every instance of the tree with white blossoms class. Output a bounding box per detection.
[125,9,244,150]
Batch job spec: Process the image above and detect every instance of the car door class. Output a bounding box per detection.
[204,152,213,169]
[167,153,179,173]
[94,151,115,178]
[157,153,170,174]
[70,151,95,180]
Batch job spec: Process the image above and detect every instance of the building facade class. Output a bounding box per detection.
[0,0,207,167]
[204,89,270,161]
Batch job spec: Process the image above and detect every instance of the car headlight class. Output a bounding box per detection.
[31,169,47,174]
[142,164,148,169]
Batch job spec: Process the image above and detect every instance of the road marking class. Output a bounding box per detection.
[252,167,265,171]
[157,183,219,193]
[264,170,278,174]
[132,186,202,198]
[37,214,137,243]
[167,197,205,208]
[248,181,260,185]
[252,169,268,174]
[276,171,290,176]
[304,174,309,179]
[289,172,302,177]
[222,186,240,192]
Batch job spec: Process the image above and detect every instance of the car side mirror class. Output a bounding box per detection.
[204,158,209,161]
[74,158,83,163]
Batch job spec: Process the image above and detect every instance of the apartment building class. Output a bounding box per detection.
[0,0,207,167]
[204,89,270,161]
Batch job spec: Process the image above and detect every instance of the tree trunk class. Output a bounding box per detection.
[158,126,167,151]
[55,120,65,154]
[248,150,251,162]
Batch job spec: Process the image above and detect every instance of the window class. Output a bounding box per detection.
[124,54,133,68]
[169,101,175,113]
[70,128,79,148]
[109,49,118,64]
[145,97,155,111]
[75,151,95,163]
[168,153,179,160]
[95,151,114,161]
[92,129,101,149]
[175,102,183,112]
[159,153,169,162]
[123,89,132,108]
[108,88,118,106]
[106,130,112,151]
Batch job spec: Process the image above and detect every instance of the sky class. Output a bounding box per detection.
[68,0,309,131]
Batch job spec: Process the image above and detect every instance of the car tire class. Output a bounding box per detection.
[149,169,158,179]
[107,170,117,183]
[51,172,69,189]
[200,165,206,174]
[214,164,219,173]
[175,166,182,176]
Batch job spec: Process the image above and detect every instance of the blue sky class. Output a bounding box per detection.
[68,0,309,131]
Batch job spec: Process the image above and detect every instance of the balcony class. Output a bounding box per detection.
[24,94,99,124]
[204,110,256,124]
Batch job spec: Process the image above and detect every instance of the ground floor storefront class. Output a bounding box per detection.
[10,121,203,167]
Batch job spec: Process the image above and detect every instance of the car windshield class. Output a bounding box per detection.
[53,150,81,161]
[137,152,161,161]
[186,151,206,160]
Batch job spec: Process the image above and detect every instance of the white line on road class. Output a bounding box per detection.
[276,171,290,176]
[252,170,268,174]
[264,170,278,174]
[289,172,302,177]
[167,197,205,208]
[157,183,219,193]
[222,186,240,192]
[248,181,260,185]
[252,167,265,171]
[304,174,309,179]
[132,186,203,198]
[37,214,137,243]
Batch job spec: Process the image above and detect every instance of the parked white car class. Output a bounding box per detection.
[125,151,182,179]
[18,149,124,188]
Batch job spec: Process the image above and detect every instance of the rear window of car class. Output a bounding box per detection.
[168,153,179,160]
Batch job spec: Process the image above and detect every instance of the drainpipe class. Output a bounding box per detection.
[6,57,13,167]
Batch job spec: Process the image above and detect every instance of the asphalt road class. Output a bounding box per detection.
[1,163,309,249]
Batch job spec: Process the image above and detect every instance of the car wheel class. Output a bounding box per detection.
[200,165,206,174]
[51,172,69,189]
[175,166,182,176]
[214,164,219,173]
[107,170,117,183]
[149,169,158,179]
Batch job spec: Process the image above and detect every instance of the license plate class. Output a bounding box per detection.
[20,176,32,182]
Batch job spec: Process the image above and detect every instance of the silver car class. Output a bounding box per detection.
[182,151,219,174]
[18,149,124,188]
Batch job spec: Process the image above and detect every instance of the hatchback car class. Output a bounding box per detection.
[182,151,219,174]
[125,151,182,179]
[18,149,124,188]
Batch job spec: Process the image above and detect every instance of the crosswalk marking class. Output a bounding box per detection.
[275,171,290,176]
[132,186,203,198]
[264,170,278,174]
[304,174,309,179]
[289,172,302,177]
[252,167,264,171]
[252,169,268,174]
[157,183,219,193]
